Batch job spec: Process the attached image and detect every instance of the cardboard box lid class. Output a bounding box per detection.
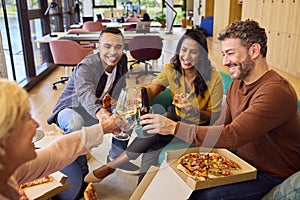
[130,163,193,200]
[130,166,159,200]
[22,171,69,200]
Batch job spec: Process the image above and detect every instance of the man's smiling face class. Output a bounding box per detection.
[98,32,124,72]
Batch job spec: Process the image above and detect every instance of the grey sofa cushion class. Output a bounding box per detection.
[262,171,300,200]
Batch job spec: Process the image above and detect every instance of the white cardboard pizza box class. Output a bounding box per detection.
[22,171,69,200]
[130,147,257,200]
[130,163,193,200]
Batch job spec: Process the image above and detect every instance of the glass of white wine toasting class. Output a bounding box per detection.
[114,87,138,140]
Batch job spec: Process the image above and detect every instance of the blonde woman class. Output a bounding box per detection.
[0,79,121,199]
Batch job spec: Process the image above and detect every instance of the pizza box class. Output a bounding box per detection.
[165,147,257,190]
[130,166,160,200]
[130,147,257,200]
[130,162,194,199]
[22,171,69,200]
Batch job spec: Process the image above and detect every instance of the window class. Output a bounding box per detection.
[27,0,40,9]
[0,1,26,82]
[93,0,116,8]
[174,0,183,6]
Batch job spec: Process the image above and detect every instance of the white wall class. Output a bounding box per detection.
[166,0,174,33]
[193,0,201,26]
[82,0,93,17]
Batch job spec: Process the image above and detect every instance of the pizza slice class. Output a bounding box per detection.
[84,183,98,200]
[172,93,191,108]
[177,152,241,180]
[19,189,29,200]
[102,93,112,109]
[177,153,208,181]
[207,168,232,178]
[208,153,241,170]
[19,175,53,200]
[19,175,53,189]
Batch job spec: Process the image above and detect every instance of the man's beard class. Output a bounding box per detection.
[232,54,253,80]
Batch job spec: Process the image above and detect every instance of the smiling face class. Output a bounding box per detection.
[97,32,124,72]
[221,38,254,80]
[0,80,39,171]
[2,113,39,167]
[179,38,201,71]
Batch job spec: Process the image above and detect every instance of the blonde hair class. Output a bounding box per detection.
[0,79,30,139]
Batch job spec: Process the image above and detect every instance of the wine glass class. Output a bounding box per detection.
[114,87,138,140]
[32,129,44,143]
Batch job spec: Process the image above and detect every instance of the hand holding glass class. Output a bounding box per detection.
[114,87,137,140]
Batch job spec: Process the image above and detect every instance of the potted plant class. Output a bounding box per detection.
[154,12,166,28]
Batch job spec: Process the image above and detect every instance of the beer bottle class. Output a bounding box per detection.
[140,87,152,117]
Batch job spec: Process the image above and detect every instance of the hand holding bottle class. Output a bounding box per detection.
[140,113,177,135]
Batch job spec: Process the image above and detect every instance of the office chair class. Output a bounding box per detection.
[82,21,105,31]
[67,28,88,34]
[67,28,96,49]
[49,40,93,90]
[125,24,137,31]
[124,17,140,31]
[128,35,163,84]
[125,17,141,23]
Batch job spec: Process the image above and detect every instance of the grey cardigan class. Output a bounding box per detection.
[47,53,128,124]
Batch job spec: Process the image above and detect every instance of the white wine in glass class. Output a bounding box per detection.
[114,87,137,140]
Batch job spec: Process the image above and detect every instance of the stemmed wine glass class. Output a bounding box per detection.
[114,87,138,140]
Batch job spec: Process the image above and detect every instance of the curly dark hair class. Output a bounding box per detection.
[170,29,212,97]
[217,19,268,57]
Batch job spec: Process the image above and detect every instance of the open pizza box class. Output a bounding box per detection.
[21,171,69,200]
[130,147,257,200]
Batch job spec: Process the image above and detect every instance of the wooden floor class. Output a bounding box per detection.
[28,35,300,199]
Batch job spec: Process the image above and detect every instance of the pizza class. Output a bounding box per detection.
[172,93,191,108]
[177,152,240,181]
[102,93,112,109]
[19,175,53,189]
[84,183,98,200]
[19,189,29,200]
[19,175,53,199]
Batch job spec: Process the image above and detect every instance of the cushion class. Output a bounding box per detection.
[262,171,300,200]
[219,71,233,95]
[199,16,214,36]
[158,142,195,165]
[150,87,173,115]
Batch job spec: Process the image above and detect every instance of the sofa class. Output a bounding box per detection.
[262,170,300,199]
